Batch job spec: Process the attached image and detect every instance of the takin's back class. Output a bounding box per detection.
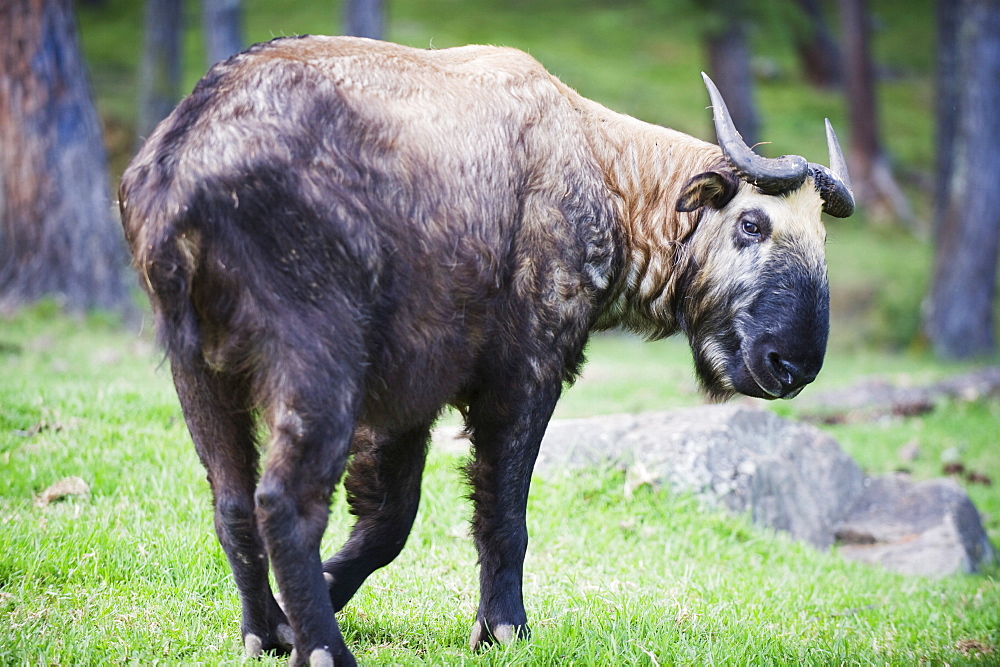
[119,36,622,426]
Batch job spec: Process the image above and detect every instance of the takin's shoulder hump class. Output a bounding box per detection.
[244,36,558,94]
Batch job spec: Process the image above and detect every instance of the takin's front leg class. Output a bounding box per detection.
[170,362,293,658]
[464,378,562,650]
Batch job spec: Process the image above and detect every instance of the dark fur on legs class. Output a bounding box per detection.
[323,424,431,611]
[171,361,293,656]
[464,378,562,649]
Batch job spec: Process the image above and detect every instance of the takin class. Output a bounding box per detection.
[119,36,853,666]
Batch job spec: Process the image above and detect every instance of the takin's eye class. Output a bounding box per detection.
[735,209,772,247]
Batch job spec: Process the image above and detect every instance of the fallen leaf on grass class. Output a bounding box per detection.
[13,418,80,438]
[941,462,993,486]
[943,462,966,476]
[966,471,993,486]
[955,638,994,658]
[13,423,42,438]
[35,476,90,507]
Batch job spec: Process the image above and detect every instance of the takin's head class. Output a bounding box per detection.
[673,74,854,402]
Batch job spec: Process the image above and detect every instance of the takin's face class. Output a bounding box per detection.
[678,177,829,401]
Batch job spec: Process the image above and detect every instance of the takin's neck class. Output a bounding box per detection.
[559,86,725,339]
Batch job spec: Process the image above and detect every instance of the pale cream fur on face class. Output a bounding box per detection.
[684,179,827,389]
[690,179,826,307]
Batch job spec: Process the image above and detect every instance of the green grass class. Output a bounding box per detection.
[1,304,998,664]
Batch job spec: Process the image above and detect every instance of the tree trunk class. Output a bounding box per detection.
[203,0,243,67]
[839,0,912,223]
[793,0,842,88]
[924,0,1000,359]
[137,0,183,142]
[343,0,384,41]
[705,2,758,149]
[0,0,131,314]
[933,0,962,235]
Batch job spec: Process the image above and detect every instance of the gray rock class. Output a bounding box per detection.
[432,404,995,576]
[535,404,866,549]
[835,474,996,576]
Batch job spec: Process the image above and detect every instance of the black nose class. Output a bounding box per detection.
[767,352,817,394]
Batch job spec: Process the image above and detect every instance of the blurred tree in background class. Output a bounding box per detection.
[932,0,960,237]
[838,0,911,223]
[700,0,759,148]
[792,0,842,88]
[203,0,244,66]
[137,0,183,141]
[924,0,1000,359]
[0,0,131,314]
[343,0,384,40]
[137,0,243,145]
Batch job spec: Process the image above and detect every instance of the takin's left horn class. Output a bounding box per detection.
[808,119,855,218]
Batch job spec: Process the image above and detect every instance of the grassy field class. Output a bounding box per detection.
[1,305,998,664]
[1,0,998,664]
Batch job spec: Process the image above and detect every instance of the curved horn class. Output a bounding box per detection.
[702,72,808,194]
[807,119,855,218]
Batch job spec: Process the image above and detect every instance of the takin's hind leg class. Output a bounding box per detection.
[170,361,293,657]
[322,423,431,611]
[254,384,362,667]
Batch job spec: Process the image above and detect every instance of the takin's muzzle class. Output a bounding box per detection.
[730,262,830,400]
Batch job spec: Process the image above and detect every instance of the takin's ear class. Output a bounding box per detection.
[675,171,739,212]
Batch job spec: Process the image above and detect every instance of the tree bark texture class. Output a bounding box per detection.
[933,0,962,234]
[202,0,243,67]
[343,0,384,41]
[839,0,912,222]
[841,0,879,159]
[138,0,183,141]
[793,0,842,88]
[924,0,1000,359]
[704,1,758,149]
[0,0,130,313]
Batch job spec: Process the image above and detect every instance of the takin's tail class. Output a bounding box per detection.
[122,196,205,373]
